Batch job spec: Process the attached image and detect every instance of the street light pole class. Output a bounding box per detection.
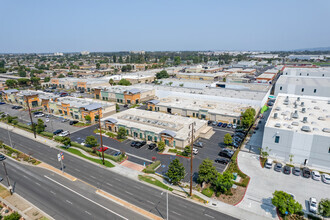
[189,122,196,197]
[98,108,105,165]
[2,162,12,194]
[7,126,13,148]
[25,96,36,138]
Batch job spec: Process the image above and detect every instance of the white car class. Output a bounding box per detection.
[193,148,198,155]
[309,197,317,213]
[232,124,237,129]
[321,173,330,184]
[45,118,50,123]
[58,131,69,137]
[34,113,44,118]
[312,170,321,181]
[264,158,273,169]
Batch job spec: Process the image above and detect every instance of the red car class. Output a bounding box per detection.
[97,147,108,152]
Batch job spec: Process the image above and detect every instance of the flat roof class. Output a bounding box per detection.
[266,94,330,137]
[256,73,275,79]
[276,75,330,87]
[156,96,258,117]
[56,97,114,109]
[95,85,153,93]
[102,108,207,140]
[177,72,229,77]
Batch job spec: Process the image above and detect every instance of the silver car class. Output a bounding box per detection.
[321,173,330,184]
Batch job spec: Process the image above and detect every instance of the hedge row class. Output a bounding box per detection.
[40,131,54,138]
[70,142,93,153]
[16,122,32,130]
[143,160,161,174]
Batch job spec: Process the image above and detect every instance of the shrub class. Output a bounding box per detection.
[54,136,65,142]
[157,141,165,152]
[16,122,32,130]
[168,149,177,153]
[318,198,330,217]
[143,160,161,173]
[4,211,21,220]
[106,132,116,138]
[202,187,214,198]
[70,142,93,153]
[40,131,54,138]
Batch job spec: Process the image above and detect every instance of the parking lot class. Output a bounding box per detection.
[0,103,84,134]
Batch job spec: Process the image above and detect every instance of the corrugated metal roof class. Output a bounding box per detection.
[3,89,18,94]
[147,99,160,105]
[83,103,103,111]
[105,118,118,123]
[127,88,141,94]
[160,130,176,137]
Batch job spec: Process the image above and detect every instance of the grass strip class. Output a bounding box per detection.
[64,148,114,168]
[138,175,173,191]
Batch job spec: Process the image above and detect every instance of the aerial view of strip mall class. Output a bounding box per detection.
[0,0,329,220]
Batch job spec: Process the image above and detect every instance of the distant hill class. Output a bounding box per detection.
[294,47,330,52]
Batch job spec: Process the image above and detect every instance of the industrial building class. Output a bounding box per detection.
[94,86,155,104]
[147,96,258,124]
[176,72,229,81]
[283,67,330,77]
[262,94,330,171]
[102,108,213,149]
[256,73,276,83]
[274,75,330,97]
[44,77,109,92]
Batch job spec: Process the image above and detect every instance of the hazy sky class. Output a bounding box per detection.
[1,0,330,53]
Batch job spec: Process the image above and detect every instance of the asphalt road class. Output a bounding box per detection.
[0,158,146,220]
[0,127,237,220]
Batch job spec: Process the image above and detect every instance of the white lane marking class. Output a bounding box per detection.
[204,213,215,218]
[23,175,27,178]
[106,183,113,187]
[74,168,80,172]
[114,178,121,182]
[125,191,133,196]
[44,175,128,220]
[85,211,92,215]
[50,191,56,195]
[133,185,141,189]
[146,200,155,205]
[171,211,182,216]
[66,200,73,204]
[90,175,96,179]
[35,182,41,186]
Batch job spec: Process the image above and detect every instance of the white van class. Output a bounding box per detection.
[265,158,273,169]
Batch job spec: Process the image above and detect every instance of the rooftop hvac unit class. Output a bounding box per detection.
[275,107,281,111]
[314,106,320,110]
[274,113,278,119]
[312,100,317,103]
[297,97,300,101]
[291,121,299,126]
[322,128,330,133]
[302,108,306,113]
[283,101,289,105]
[301,102,304,107]
[292,110,299,119]
[287,125,293,129]
[294,102,297,108]
[285,96,289,102]
[313,128,319,131]
[275,123,281,128]
[318,116,325,121]
[301,126,311,132]
[303,117,308,123]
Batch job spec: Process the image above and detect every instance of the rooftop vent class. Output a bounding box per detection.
[297,97,300,101]
[283,101,289,105]
[301,126,311,132]
[287,125,293,129]
[327,115,330,118]
[274,113,278,119]
[312,100,317,103]
[303,117,308,123]
[318,117,326,121]
[313,128,319,131]
[285,96,289,102]
[314,106,320,110]
[275,107,281,111]
[322,128,330,133]
[292,110,299,119]
[301,102,304,107]
[302,108,306,113]
[291,121,299,126]
[275,123,281,128]
[294,102,297,108]
[311,121,317,125]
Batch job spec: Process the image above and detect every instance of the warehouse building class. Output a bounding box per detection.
[176,72,229,81]
[262,94,330,171]
[94,86,155,104]
[256,73,276,83]
[102,109,213,149]
[283,67,330,77]
[147,96,258,124]
[274,75,330,97]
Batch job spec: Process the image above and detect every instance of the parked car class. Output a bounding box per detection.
[135,142,143,148]
[283,165,291,175]
[97,147,108,152]
[0,154,6,161]
[292,167,301,176]
[309,197,317,213]
[312,170,321,181]
[227,124,232,128]
[140,141,146,146]
[60,92,69,97]
[217,122,223,127]
[193,141,203,148]
[58,131,70,137]
[130,141,138,147]
[207,121,212,125]
[148,143,157,150]
[212,121,217,126]
[264,159,273,169]
[69,120,79,125]
[274,163,283,172]
[215,157,230,164]
[192,148,198,155]
[232,124,237,129]
[34,113,44,118]
[45,118,50,123]
[321,174,330,184]
[12,106,23,109]
[123,104,128,108]
[0,102,6,105]
[235,132,245,139]
[113,151,121,157]
[219,149,234,159]
[61,118,70,123]
[33,111,43,115]
[53,129,64,135]
[222,123,228,128]
[302,167,311,178]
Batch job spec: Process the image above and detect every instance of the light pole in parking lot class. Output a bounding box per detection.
[188,122,196,196]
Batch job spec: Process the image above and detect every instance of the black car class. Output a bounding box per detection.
[0,102,6,105]
[130,141,138,147]
[12,106,23,109]
[148,143,157,150]
[218,149,234,159]
[0,154,6,161]
[135,142,143,148]
[215,158,230,164]
[302,167,311,178]
[53,129,64,135]
[293,167,301,176]
[207,121,212,125]
[235,132,245,138]
[193,142,203,148]
[69,120,79,125]
[274,163,283,172]
[140,141,146,146]
[283,166,291,175]
[33,111,43,115]
[222,123,228,128]
[124,104,128,108]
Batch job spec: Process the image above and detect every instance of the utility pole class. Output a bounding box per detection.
[25,96,36,138]
[2,162,12,194]
[98,108,105,165]
[189,122,196,196]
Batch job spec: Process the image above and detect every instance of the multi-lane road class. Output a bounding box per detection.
[0,126,237,220]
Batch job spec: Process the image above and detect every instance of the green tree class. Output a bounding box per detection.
[260,146,271,159]
[5,79,17,88]
[0,60,5,68]
[85,135,98,148]
[166,158,185,185]
[36,118,45,134]
[30,77,40,85]
[156,70,169,79]
[174,56,181,66]
[4,211,21,220]
[197,159,218,184]
[116,104,120,112]
[241,108,256,128]
[214,171,234,193]
[168,82,173,86]
[68,72,73,76]
[183,145,191,156]
[179,83,184,87]
[18,70,26,77]
[61,137,71,146]
[224,133,233,145]
[272,190,302,215]
[96,63,100,69]
[84,115,91,122]
[117,127,127,139]
[157,141,165,152]
[58,74,65,78]
[79,62,84,66]
[223,78,226,82]
[318,199,330,217]
[118,79,131,86]
[44,76,51,82]
[17,78,30,86]
[109,78,115,86]
[7,115,18,124]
